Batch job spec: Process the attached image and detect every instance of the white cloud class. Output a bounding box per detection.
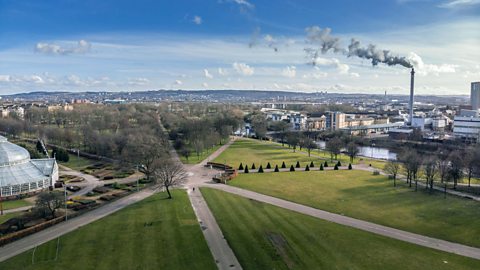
[281,66,296,78]
[128,77,150,86]
[218,68,228,76]
[202,82,209,88]
[35,40,92,55]
[350,72,360,78]
[227,0,254,9]
[193,16,202,25]
[232,62,254,76]
[311,57,351,74]
[408,52,457,76]
[438,0,480,8]
[204,69,213,79]
[174,80,183,85]
[0,75,11,82]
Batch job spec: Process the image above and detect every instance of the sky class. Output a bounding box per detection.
[0,0,479,95]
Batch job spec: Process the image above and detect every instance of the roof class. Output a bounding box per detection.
[341,122,403,131]
[0,136,57,188]
[0,136,30,166]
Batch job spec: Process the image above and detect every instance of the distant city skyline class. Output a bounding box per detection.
[0,0,479,95]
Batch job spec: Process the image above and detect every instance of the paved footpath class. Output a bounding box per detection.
[204,183,480,260]
[181,139,242,270]
[0,188,156,262]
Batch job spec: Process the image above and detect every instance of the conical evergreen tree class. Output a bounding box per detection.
[281,161,286,168]
[295,161,300,168]
[274,165,279,172]
[238,163,244,170]
[289,165,295,172]
[324,161,328,167]
[258,165,264,173]
[251,163,256,170]
[305,165,310,171]
[334,164,339,170]
[320,164,324,171]
[310,161,314,167]
[266,162,271,169]
[244,165,249,173]
[348,163,352,170]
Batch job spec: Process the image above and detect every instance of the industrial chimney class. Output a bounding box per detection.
[408,68,415,125]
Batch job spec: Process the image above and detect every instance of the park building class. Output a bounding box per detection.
[0,135,58,198]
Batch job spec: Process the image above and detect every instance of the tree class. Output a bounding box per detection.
[179,147,191,162]
[399,149,421,189]
[251,163,256,170]
[423,157,438,192]
[281,161,286,168]
[348,163,352,170]
[324,161,328,167]
[337,161,341,167]
[295,161,300,168]
[258,165,264,173]
[448,151,463,190]
[464,147,480,187]
[124,134,167,181]
[384,161,400,187]
[270,121,290,146]
[305,165,310,171]
[266,162,271,169]
[346,142,359,163]
[303,137,317,157]
[251,114,267,139]
[274,165,279,172]
[320,163,324,171]
[310,161,314,167]
[334,164,339,170]
[238,163,244,170]
[326,138,342,161]
[153,160,188,199]
[35,191,64,219]
[244,165,249,173]
[286,132,299,152]
[52,147,69,162]
[289,165,295,171]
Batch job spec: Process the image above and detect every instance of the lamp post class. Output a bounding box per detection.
[64,184,68,221]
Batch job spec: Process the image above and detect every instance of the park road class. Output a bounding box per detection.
[203,183,480,261]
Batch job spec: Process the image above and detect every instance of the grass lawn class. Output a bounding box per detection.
[1,199,31,211]
[214,138,385,170]
[0,212,21,224]
[59,154,95,171]
[202,188,480,270]
[0,190,216,270]
[229,170,480,248]
[179,141,227,164]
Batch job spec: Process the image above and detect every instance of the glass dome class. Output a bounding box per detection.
[0,135,31,166]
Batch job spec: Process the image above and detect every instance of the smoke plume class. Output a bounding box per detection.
[305,26,412,68]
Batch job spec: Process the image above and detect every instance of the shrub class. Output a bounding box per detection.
[295,161,300,168]
[281,161,286,168]
[373,170,380,175]
[337,161,342,167]
[289,165,295,172]
[238,163,244,170]
[334,164,339,170]
[244,165,249,173]
[310,161,314,167]
[266,162,271,169]
[324,161,328,167]
[251,163,256,170]
[52,147,69,162]
[258,165,264,173]
[274,165,279,172]
[348,163,352,170]
[320,164,324,171]
[305,165,310,171]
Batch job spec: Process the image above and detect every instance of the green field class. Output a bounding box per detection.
[202,188,480,270]
[179,140,228,164]
[59,154,95,170]
[213,138,385,170]
[0,190,215,270]
[1,199,31,211]
[229,170,480,248]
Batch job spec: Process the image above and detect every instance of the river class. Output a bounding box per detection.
[315,141,397,160]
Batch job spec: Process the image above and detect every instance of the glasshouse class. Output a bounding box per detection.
[0,135,58,197]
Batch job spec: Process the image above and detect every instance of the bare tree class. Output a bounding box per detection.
[384,160,400,187]
[423,157,438,192]
[346,142,359,163]
[448,150,464,190]
[154,160,188,199]
[464,147,480,187]
[326,137,342,161]
[35,191,64,219]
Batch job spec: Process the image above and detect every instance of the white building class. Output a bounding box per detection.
[0,136,58,198]
[453,110,480,143]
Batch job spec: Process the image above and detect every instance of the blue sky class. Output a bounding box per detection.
[0,0,479,95]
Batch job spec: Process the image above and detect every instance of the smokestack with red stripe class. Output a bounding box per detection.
[408,68,415,125]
